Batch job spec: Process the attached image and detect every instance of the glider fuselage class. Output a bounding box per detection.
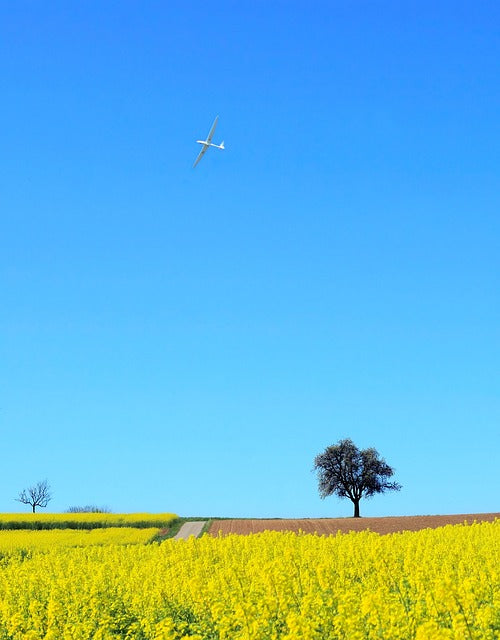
[193,116,225,167]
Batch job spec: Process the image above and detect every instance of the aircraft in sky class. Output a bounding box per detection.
[193,116,225,167]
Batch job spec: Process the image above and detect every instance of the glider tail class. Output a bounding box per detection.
[220,141,225,149]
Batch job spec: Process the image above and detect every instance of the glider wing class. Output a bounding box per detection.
[206,116,219,144]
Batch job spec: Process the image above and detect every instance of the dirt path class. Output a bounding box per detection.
[208,513,499,536]
[174,521,206,540]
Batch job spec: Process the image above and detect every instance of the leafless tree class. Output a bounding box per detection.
[16,479,52,513]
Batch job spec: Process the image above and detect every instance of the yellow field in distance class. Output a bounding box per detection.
[0,527,160,549]
[0,512,177,529]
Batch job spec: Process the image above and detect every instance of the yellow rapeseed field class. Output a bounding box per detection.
[0,520,497,639]
[0,527,159,550]
[0,512,177,529]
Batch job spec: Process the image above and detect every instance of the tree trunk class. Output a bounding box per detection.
[32,505,36,513]
[353,500,360,518]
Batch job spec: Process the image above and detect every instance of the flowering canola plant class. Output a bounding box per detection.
[0,520,497,639]
[0,527,159,550]
[0,512,177,529]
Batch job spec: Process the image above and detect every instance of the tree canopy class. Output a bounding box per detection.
[314,439,401,517]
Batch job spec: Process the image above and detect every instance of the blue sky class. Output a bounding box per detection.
[1,1,499,518]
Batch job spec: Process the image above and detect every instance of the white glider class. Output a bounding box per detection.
[193,116,225,167]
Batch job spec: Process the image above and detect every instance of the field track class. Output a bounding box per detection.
[174,521,205,539]
[208,512,499,536]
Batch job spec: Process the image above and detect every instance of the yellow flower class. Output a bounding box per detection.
[0,518,496,639]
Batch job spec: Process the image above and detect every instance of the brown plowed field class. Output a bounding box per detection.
[208,513,499,536]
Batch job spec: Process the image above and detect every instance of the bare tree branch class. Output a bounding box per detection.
[16,479,52,513]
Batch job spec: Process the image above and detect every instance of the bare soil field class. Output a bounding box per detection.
[208,513,499,536]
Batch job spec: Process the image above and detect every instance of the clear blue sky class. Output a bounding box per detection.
[1,2,499,518]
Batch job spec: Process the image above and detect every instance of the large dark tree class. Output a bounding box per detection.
[16,479,52,513]
[314,439,401,517]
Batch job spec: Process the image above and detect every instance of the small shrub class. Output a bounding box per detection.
[66,506,112,513]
